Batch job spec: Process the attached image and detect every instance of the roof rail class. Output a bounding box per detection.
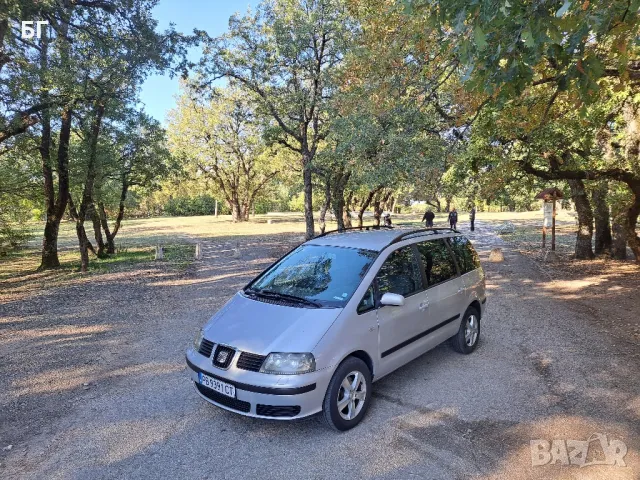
[388,227,460,246]
[313,224,394,239]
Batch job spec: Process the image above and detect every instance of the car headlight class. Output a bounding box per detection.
[193,329,205,351]
[260,353,316,375]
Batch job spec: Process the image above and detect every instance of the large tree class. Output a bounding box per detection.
[196,0,354,239]
[1,0,189,269]
[93,112,176,256]
[401,0,640,260]
[168,86,280,222]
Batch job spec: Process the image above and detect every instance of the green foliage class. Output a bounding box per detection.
[167,84,283,220]
[196,0,354,152]
[287,191,326,212]
[163,195,228,217]
[0,215,33,252]
[405,0,640,103]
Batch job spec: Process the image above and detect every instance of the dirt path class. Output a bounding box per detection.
[1,225,638,479]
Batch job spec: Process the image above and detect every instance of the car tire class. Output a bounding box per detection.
[451,306,480,354]
[322,356,372,431]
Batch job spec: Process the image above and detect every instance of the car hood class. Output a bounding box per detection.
[203,292,342,354]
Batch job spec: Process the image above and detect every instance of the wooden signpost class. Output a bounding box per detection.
[535,187,563,251]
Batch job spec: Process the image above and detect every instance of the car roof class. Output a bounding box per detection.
[305,227,460,252]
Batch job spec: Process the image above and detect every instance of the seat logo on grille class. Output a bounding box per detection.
[216,350,230,364]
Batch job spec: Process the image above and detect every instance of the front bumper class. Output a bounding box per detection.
[185,348,331,420]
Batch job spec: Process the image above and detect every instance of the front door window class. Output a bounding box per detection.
[375,246,422,297]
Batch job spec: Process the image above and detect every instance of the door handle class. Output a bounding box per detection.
[457,286,464,293]
[419,301,429,311]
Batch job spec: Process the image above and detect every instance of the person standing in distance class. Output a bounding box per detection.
[422,209,435,227]
[448,207,458,230]
[469,205,476,232]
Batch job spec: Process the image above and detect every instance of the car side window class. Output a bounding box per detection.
[416,240,458,287]
[375,246,422,297]
[447,236,481,274]
[357,285,375,314]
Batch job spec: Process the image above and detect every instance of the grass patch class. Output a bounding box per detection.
[0,243,195,286]
[59,247,156,272]
[500,225,577,255]
[161,244,196,268]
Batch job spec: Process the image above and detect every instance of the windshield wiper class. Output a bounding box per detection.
[247,288,322,308]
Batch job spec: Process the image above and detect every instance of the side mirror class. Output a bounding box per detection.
[380,292,405,307]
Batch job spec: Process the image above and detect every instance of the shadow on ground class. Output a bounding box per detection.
[1,226,638,479]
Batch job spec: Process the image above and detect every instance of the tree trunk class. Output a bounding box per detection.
[373,190,392,227]
[373,200,381,226]
[76,222,90,271]
[98,202,115,255]
[611,213,627,260]
[358,186,382,227]
[68,195,95,256]
[241,202,250,221]
[40,106,73,270]
[40,220,60,269]
[623,182,640,263]
[332,193,345,231]
[90,204,106,258]
[230,199,242,222]
[103,177,129,253]
[330,170,350,231]
[302,153,314,239]
[445,196,452,212]
[426,198,442,212]
[386,196,395,213]
[343,191,353,228]
[591,182,612,255]
[76,102,104,272]
[318,174,331,234]
[568,179,595,260]
[38,31,59,269]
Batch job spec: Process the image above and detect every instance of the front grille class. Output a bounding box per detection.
[237,352,266,372]
[212,345,235,369]
[195,383,251,413]
[198,339,214,358]
[256,404,301,418]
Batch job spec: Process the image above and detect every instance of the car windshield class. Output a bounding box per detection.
[246,244,378,308]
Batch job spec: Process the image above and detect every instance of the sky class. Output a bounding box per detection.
[138,0,259,124]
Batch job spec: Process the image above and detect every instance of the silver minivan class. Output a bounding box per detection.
[186,227,486,430]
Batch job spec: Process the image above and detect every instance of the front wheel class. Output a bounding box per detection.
[451,307,480,354]
[322,357,371,431]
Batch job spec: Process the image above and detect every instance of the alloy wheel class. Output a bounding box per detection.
[336,370,367,421]
[465,314,479,346]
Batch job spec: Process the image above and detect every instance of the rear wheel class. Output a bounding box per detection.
[451,306,480,354]
[322,357,371,431]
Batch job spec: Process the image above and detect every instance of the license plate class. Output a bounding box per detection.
[198,372,236,398]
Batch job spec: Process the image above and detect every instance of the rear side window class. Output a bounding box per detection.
[376,246,422,297]
[416,240,458,287]
[448,236,481,274]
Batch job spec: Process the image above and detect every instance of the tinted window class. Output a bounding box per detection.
[448,236,481,274]
[376,246,422,297]
[416,240,458,286]
[248,245,377,308]
[357,285,375,314]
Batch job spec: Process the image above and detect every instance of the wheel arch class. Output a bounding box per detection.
[344,350,375,379]
[468,299,482,318]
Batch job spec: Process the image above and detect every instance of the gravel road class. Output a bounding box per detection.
[1,224,638,479]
